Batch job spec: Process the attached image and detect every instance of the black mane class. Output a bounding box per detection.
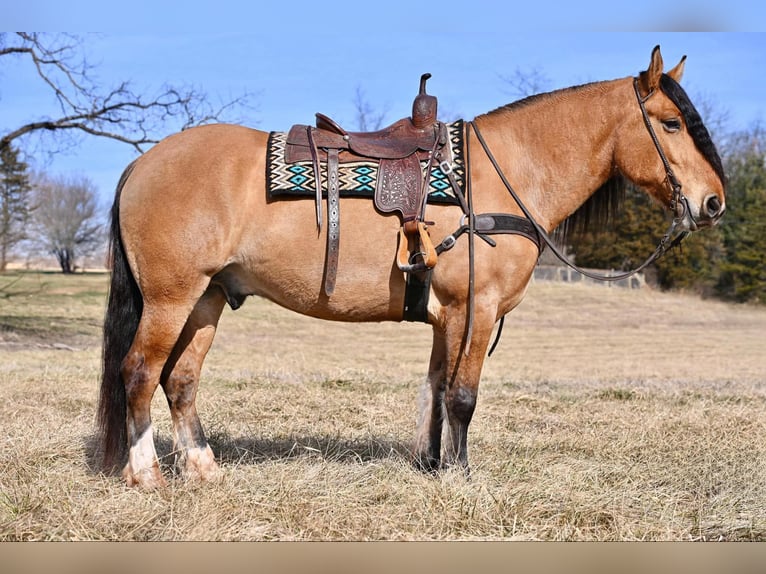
[554,174,627,244]
[659,73,726,186]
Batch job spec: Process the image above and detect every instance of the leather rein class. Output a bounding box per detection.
[437,77,695,356]
[468,77,693,283]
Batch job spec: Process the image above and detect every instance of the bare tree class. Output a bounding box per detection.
[31,174,104,273]
[353,85,388,131]
[500,66,551,100]
[0,33,252,154]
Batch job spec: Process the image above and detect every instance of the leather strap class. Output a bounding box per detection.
[307,127,322,230]
[402,269,432,322]
[324,148,340,296]
[435,214,542,257]
[474,214,542,251]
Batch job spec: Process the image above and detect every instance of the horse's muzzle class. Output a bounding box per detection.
[691,193,726,229]
[679,193,725,231]
[702,194,725,222]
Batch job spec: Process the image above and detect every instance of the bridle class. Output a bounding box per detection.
[467,77,695,284]
[633,78,694,233]
[448,76,699,356]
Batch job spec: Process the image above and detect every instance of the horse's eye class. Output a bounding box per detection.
[661,118,682,133]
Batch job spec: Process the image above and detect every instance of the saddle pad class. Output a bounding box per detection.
[266,120,465,206]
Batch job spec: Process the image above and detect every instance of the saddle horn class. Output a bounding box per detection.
[412,73,437,128]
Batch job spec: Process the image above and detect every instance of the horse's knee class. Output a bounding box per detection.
[446,385,477,425]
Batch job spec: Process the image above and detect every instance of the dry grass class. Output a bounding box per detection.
[1,270,764,540]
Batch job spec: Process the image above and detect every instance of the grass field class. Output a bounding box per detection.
[1,270,764,540]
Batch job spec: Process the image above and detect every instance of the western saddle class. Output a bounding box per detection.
[285,73,453,296]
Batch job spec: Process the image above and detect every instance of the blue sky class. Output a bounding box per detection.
[2,9,765,204]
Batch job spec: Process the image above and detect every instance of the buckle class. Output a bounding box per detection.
[439,160,453,175]
[440,235,456,251]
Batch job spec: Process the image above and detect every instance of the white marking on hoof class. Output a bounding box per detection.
[123,425,166,489]
[182,444,221,482]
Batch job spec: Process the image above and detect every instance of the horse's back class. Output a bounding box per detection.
[122,123,268,223]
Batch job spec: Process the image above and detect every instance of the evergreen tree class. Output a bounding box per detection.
[0,144,32,270]
[716,131,766,303]
[565,184,725,295]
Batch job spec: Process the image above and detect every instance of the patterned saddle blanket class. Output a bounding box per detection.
[266,119,465,207]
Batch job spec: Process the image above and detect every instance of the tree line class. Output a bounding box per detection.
[565,123,766,304]
[0,145,102,273]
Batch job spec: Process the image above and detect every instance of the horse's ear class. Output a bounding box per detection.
[666,55,686,83]
[639,45,664,96]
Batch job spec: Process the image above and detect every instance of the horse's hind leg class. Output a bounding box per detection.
[121,301,198,488]
[161,286,227,482]
[414,328,448,472]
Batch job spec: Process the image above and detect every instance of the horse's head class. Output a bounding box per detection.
[615,45,726,231]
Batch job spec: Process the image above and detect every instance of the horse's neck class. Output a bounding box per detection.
[472,78,631,230]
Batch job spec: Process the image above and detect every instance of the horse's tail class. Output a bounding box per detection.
[97,160,142,473]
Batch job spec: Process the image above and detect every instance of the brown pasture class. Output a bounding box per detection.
[0,271,764,540]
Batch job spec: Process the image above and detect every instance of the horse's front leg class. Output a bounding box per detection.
[415,308,495,474]
[441,308,496,473]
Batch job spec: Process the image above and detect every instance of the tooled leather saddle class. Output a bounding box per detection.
[284,74,451,296]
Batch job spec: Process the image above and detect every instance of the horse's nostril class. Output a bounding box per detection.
[704,195,722,218]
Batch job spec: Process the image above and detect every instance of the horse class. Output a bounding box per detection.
[98,46,726,488]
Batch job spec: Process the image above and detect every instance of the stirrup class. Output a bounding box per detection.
[397,221,438,273]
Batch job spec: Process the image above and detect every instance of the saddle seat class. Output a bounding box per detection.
[314,112,441,160]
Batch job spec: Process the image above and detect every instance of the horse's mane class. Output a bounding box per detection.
[554,175,628,244]
[485,74,724,244]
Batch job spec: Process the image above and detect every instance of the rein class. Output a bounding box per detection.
[439,77,695,356]
[467,78,693,283]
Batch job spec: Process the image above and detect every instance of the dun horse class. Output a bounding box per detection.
[98,46,725,488]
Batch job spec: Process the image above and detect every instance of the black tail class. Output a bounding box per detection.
[97,161,142,473]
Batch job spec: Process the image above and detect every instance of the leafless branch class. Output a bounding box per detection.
[353,85,388,132]
[499,66,551,99]
[0,33,254,154]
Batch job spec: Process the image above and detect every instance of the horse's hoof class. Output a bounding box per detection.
[122,463,167,489]
[180,445,222,483]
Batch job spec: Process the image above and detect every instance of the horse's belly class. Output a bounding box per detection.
[229,199,409,322]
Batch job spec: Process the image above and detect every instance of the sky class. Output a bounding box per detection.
[2,8,765,205]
